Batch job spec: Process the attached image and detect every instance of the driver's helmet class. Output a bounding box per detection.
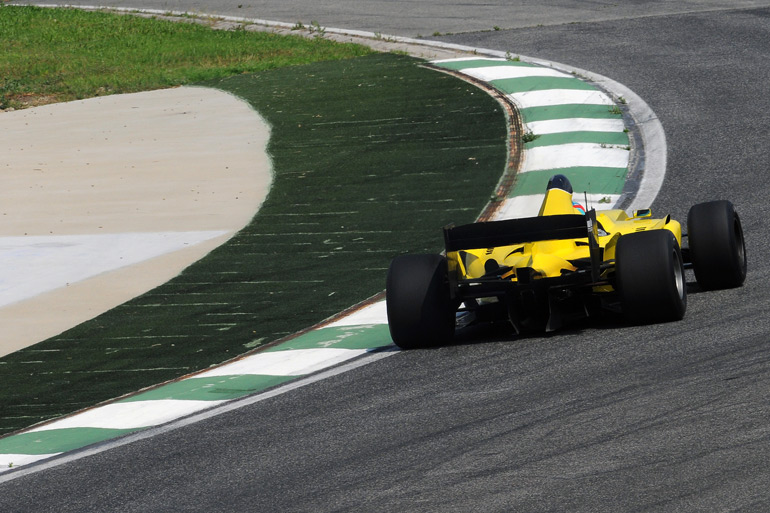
[545,174,585,214]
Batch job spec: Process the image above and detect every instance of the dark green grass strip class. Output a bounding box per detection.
[524,131,629,149]
[0,53,507,435]
[119,375,298,402]
[0,427,140,456]
[490,76,596,94]
[265,324,393,352]
[519,104,622,123]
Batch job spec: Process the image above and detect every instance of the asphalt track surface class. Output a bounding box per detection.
[3,2,770,511]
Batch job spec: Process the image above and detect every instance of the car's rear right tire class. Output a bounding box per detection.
[386,254,455,349]
[616,230,687,324]
[687,200,747,290]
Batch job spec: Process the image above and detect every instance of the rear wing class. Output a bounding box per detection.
[444,211,602,281]
[443,214,591,251]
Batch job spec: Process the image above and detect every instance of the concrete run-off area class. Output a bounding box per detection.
[0,86,272,356]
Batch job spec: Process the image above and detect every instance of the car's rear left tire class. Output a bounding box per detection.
[687,200,747,290]
[386,254,455,349]
[616,230,687,324]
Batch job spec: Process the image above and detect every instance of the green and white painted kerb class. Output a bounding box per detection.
[432,57,629,220]
[0,55,635,474]
[0,301,391,471]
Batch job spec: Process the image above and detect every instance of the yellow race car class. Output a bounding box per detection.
[386,174,747,349]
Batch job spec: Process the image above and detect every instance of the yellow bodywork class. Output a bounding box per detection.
[447,187,682,288]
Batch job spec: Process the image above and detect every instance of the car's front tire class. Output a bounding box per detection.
[386,254,455,349]
[687,200,747,290]
[616,230,687,324]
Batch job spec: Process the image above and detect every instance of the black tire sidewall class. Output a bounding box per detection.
[687,200,747,289]
[616,230,687,324]
[386,254,454,349]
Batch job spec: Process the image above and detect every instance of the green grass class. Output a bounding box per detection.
[0,52,508,436]
[0,5,373,109]
[0,7,509,437]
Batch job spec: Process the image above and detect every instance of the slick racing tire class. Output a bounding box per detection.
[386,254,455,349]
[616,230,687,324]
[687,200,747,290]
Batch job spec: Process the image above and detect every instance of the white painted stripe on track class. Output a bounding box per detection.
[0,453,62,469]
[578,194,623,212]
[508,89,616,109]
[525,117,626,135]
[494,195,547,219]
[521,144,630,173]
[458,65,570,82]
[196,348,370,378]
[495,194,622,220]
[28,399,227,432]
[325,300,388,328]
